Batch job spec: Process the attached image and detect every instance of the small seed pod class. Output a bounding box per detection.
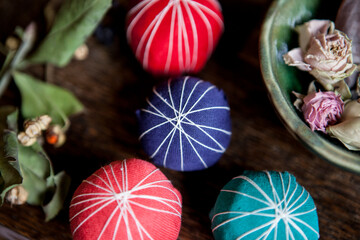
[74,44,89,61]
[37,115,52,130]
[46,125,66,147]
[5,36,20,50]
[17,132,37,146]
[6,185,28,205]
[24,120,42,138]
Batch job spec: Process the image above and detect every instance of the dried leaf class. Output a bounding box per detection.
[27,0,112,66]
[13,71,84,126]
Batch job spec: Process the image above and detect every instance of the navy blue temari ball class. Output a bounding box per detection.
[137,76,232,171]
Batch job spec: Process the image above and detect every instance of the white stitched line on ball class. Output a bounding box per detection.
[182,1,191,71]
[103,165,118,195]
[178,77,189,114]
[287,191,308,215]
[289,215,319,237]
[97,203,120,240]
[70,192,113,202]
[129,199,181,217]
[234,175,276,206]
[212,206,276,231]
[165,3,177,72]
[180,125,207,168]
[220,189,272,207]
[182,121,231,134]
[287,188,305,213]
[142,2,174,68]
[72,198,115,234]
[178,1,191,71]
[280,172,289,212]
[126,201,153,240]
[135,1,173,58]
[168,79,179,121]
[163,127,177,167]
[70,196,113,209]
[93,173,113,191]
[186,106,230,115]
[191,1,224,27]
[182,1,199,70]
[126,0,158,42]
[265,171,282,211]
[127,0,155,21]
[176,0,184,72]
[110,164,123,193]
[190,0,224,42]
[212,172,319,239]
[181,79,203,112]
[83,180,112,193]
[236,219,279,240]
[287,218,308,240]
[186,1,213,55]
[132,168,159,190]
[125,202,151,240]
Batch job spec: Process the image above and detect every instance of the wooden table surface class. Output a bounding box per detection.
[0,0,359,239]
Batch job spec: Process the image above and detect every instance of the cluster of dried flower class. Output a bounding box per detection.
[283,19,360,150]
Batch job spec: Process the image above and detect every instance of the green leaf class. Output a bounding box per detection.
[20,164,48,205]
[17,142,56,205]
[6,109,18,132]
[18,144,51,180]
[27,0,112,66]
[43,171,71,221]
[13,71,84,125]
[0,107,22,204]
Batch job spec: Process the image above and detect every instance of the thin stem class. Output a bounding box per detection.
[0,23,36,99]
[0,71,12,97]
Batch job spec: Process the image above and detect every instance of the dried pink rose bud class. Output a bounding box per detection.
[301,91,344,133]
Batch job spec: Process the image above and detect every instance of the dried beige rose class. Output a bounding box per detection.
[283,20,357,99]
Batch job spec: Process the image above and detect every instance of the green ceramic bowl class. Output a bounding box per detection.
[260,0,360,173]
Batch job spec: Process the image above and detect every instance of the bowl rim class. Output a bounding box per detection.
[259,0,360,174]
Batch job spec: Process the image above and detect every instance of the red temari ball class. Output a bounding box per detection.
[69,158,182,240]
[126,0,224,76]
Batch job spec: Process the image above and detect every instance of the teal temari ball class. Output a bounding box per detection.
[210,171,319,240]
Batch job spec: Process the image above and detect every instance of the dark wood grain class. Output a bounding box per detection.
[0,0,360,239]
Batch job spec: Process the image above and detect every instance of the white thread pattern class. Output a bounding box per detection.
[211,171,319,240]
[127,0,224,74]
[139,77,231,171]
[70,160,182,240]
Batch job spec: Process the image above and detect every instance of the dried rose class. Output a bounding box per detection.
[283,20,357,97]
[327,99,360,150]
[301,91,344,133]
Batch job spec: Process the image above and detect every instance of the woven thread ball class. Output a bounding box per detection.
[210,171,320,240]
[69,159,182,240]
[137,76,231,171]
[126,0,224,76]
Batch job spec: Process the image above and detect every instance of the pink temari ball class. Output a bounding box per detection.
[126,0,224,76]
[69,159,182,240]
